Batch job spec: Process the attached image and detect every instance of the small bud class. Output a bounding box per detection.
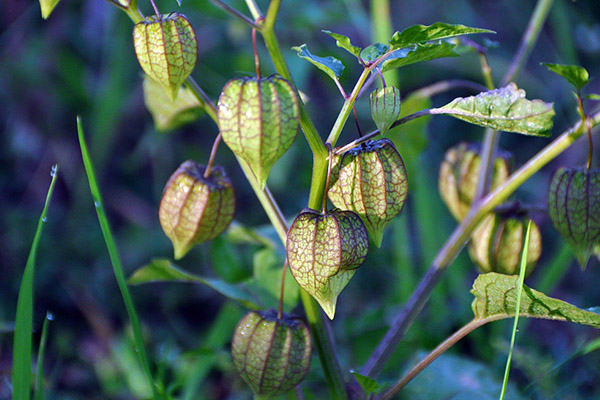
[218,75,300,189]
[286,209,368,319]
[370,86,401,135]
[231,310,312,397]
[439,142,512,221]
[133,13,198,100]
[548,167,600,269]
[469,214,542,277]
[328,139,408,247]
[159,161,235,259]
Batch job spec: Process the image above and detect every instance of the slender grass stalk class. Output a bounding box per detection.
[499,221,532,399]
[34,312,52,400]
[77,117,162,400]
[12,165,58,400]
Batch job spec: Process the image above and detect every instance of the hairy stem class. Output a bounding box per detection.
[361,110,600,377]
[208,0,258,28]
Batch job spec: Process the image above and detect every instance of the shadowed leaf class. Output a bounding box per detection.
[323,30,362,57]
[542,63,589,90]
[381,41,458,72]
[293,44,344,80]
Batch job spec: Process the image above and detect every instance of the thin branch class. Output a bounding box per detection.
[360,110,600,378]
[208,0,259,29]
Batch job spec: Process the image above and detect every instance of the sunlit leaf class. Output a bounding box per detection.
[293,44,344,80]
[360,42,389,63]
[323,30,362,57]
[143,75,204,132]
[585,94,600,101]
[381,41,458,72]
[128,258,259,309]
[39,0,60,19]
[542,63,589,90]
[437,83,554,136]
[471,272,600,328]
[390,22,494,50]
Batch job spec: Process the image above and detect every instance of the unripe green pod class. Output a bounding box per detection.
[286,208,368,319]
[217,75,300,189]
[370,86,401,135]
[159,160,235,259]
[468,214,542,277]
[548,167,600,269]
[439,142,512,221]
[328,139,408,247]
[133,13,198,101]
[231,310,312,397]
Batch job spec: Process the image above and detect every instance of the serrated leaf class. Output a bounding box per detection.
[542,63,589,90]
[360,42,390,63]
[293,44,344,80]
[437,83,554,136]
[323,30,362,57]
[471,272,600,328]
[381,41,458,72]
[390,22,494,50]
[351,371,385,394]
[39,0,60,19]
[143,75,204,132]
[128,259,259,309]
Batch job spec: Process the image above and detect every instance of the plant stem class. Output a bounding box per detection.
[370,0,397,87]
[377,319,487,399]
[208,0,259,28]
[244,0,263,20]
[204,133,222,178]
[502,0,554,87]
[148,0,161,19]
[361,110,600,377]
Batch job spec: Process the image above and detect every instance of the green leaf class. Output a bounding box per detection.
[542,63,589,90]
[128,258,260,309]
[293,44,344,80]
[39,0,60,19]
[34,312,52,400]
[360,42,390,63]
[471,272,600,328]
[350,371,385,394]
[244,248,299,311]
[143,75,204,132]
[437,83,554,136]
[13,166,58,400]
[390,22,494,50]
[323,30,362,57]
[381,41,458,72]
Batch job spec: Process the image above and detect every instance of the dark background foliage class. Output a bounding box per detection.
[1,0,600,398]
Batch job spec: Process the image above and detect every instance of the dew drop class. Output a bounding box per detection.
[47,312,54,321]
[50,165,58,177]
[42,217,47,222]
[94,201,101,208]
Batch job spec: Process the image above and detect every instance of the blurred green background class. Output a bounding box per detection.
[1,0,600,398]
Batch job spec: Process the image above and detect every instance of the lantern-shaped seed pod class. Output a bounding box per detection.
[468,214,542,277]
[159,160,235,260]
[217,75,300,189]
[439,142,512,221]
[133,13,198,101]
[548,167,600,269]
[286,209,368,319]
[370,86,401,135]
[231,310,312,397]
[328,139,408,247]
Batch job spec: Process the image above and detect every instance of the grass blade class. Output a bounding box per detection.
[34,312,53,400]
[499,220,532,400]
[12,165,59,400]
[77,117,161,400]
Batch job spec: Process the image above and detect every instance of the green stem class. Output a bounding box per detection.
[361,110,600,378]
[208,0,258,28]
[78,118,162,400]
